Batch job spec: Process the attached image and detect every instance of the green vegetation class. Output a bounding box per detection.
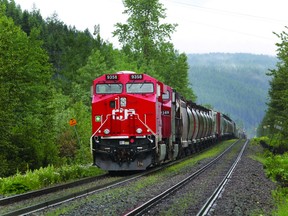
[113,0,195,100]
[0,0,194,178]
[0,165,105,195]
[164,139,236,175]
[257,27,288,151]
[253,26,288,215]
[250,138,288,216]
[265,152,288,216]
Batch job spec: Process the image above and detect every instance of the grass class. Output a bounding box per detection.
[163,139,237,175]
[272,188,288,216]
[0,164,106,196]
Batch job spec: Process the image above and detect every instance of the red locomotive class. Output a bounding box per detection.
[90,71,236,171]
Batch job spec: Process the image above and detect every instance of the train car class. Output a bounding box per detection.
[214,112,236,139]
[90,71,237,171]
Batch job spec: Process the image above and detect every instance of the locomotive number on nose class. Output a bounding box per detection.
[130,74,143,80]
[106,74,118,80]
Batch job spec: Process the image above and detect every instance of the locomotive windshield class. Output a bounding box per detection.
[96,83,123,94]
[126,82,154,93]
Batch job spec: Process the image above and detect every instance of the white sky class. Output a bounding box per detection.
[14,0,288,56]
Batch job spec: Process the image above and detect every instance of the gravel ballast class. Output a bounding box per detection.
[211,142,276,215]
[37,140,276,216]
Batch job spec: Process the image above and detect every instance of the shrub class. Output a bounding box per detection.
[2,182,31,195]
[264,153,288,187]
[272,187,288,216]
[37,166,61,187]
[0,165,105,196]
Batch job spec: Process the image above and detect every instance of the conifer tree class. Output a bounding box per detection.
[261,27,288,149]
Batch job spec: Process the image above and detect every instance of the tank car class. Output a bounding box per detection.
[90,71,236,171]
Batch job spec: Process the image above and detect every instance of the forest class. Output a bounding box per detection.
[0,0,194,177]
[188,53,277,137]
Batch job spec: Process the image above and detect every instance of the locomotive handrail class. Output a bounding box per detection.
[90,130,99,154]
[134,113,156,136]
[90,114,110,153]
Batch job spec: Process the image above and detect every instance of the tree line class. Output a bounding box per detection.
[0,0,195,177]
[257,27,288,152]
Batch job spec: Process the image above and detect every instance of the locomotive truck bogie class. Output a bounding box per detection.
[91,136,155,170]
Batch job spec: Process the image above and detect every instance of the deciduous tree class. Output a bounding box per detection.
[113,0,195,99]
[0,10,58,176]
[113,0,177,65]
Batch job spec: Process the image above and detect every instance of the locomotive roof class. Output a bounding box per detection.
[116,71,136,74]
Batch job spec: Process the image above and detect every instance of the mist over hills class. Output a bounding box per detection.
[187,53,278,137]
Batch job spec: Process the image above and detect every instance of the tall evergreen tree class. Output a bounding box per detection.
[260,27,288,149]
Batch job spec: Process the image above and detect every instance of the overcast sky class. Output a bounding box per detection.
[14,0,288,56]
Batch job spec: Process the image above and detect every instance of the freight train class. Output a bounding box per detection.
[90,71,237,171]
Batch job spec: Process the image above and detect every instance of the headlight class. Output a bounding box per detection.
[104,129,110,135]
[136,128,142,134]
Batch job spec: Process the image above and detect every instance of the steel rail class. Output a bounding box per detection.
[123,139,243,216]
[2,139,240,216]
[196,139,249,216]
[0,137,223,207]
[0,174,110,206]
[2,168,162,216]
[2,151,200,216]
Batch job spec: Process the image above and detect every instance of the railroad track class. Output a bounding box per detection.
[196,139,249,215]
[0,174,110,206]
[124,139,247,216]
[0,148,207,215]
[1,168,161,216]
[1,139,240,216]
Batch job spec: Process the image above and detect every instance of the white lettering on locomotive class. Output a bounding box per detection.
[161,110,170,115]
[112,108,136,120]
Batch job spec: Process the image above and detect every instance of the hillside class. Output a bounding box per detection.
[188,53,277,137]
